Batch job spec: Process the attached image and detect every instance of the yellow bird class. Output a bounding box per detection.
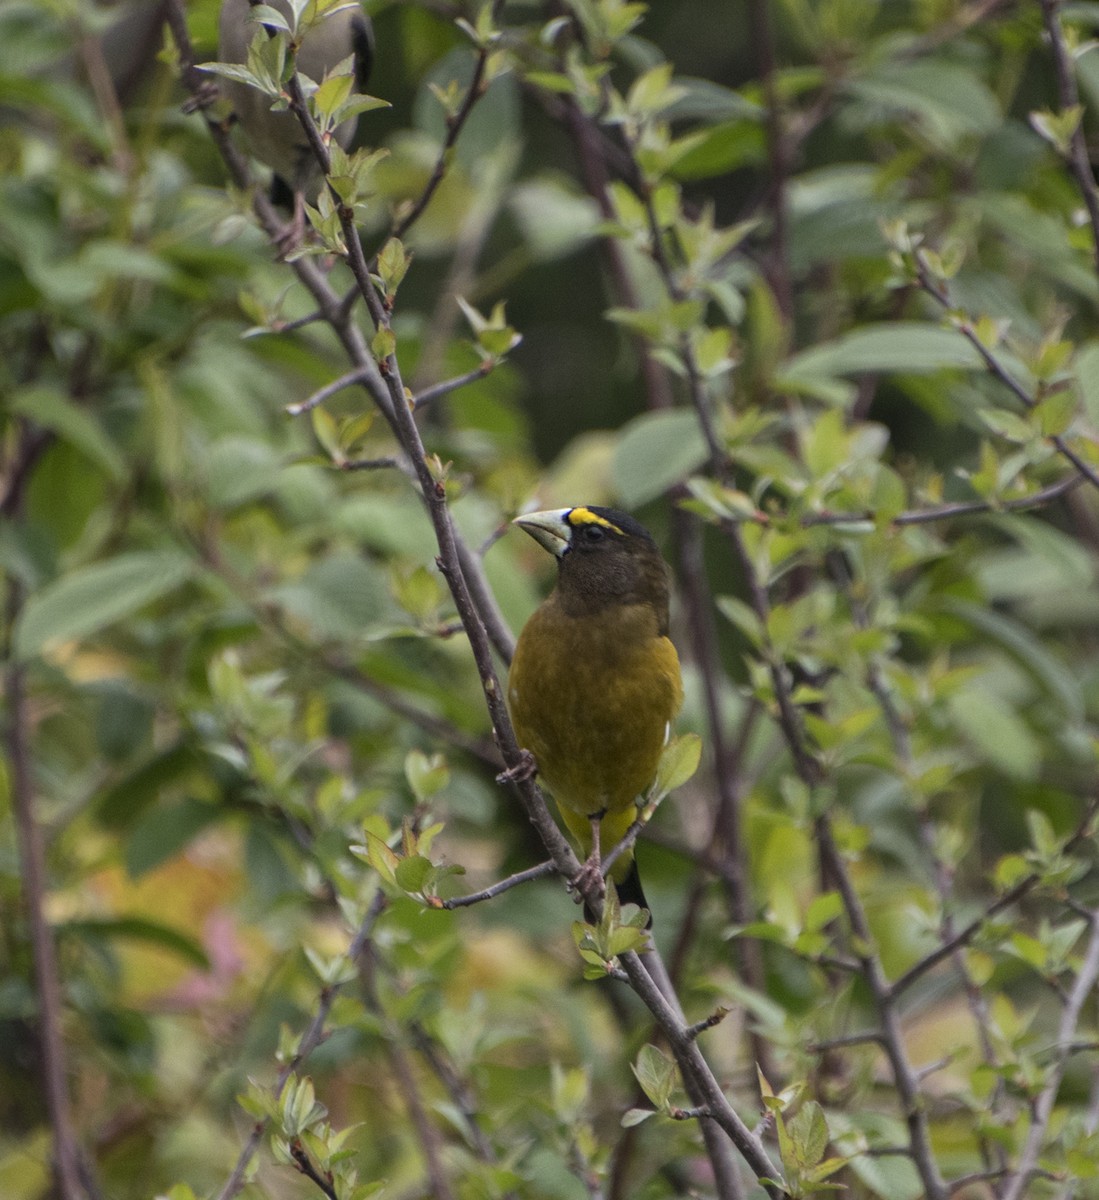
[508,506,683,922]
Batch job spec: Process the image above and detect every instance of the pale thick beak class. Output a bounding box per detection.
[513,508,572,558]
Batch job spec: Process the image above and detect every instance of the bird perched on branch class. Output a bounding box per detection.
[508,506,683,925]
[218,0,374,251]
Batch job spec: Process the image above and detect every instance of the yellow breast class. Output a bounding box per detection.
[508,601,683,819]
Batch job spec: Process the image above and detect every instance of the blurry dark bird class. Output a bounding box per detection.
[218,0,374,252]
[508,506,683,926]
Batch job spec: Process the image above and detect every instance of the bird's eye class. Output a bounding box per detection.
[580,525,606,543]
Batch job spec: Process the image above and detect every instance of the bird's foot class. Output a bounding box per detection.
[181,80,221,115]
[570,854,606,909]
[570,812,605,911]
[274,218,307,260]
[496,749,537,786]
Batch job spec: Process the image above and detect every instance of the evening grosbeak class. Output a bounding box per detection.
[218,0,374,251]
[508,506,683,924]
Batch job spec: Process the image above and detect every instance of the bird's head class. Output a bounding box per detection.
[513,506,672,629]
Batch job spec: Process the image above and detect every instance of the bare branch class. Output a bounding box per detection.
[1001,906,1099,1200]
[441,860,557,908]
[890,795,1099,998]
[797,470,1088,528]
[1039,0,1099,276]
[289,1142,338,1200]
[622,948,785,1194]
[815,816,949,1200]
[389,5,502,244]
[286,367,375,415]
[215,892,387,1200]
[412,364,494,409]
[914,252,1099,493]
[747,0,793,318]
[7,648,90,1200]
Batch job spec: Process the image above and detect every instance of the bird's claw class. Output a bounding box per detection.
[274,219,307,261]
[570,856,605,907]
[496,749,537,785]
[182,80,221,115]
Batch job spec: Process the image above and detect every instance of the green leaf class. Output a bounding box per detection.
[404,750,449,801]
[61,916,209,968]
[361,830,400,884]
[632,1044,676,1107]
[613,409,710,506]
[780,323,983,388]
[371,326,395,361]
[394,854,433,893]
[947,686,1041,779]
[312,406,343,463]
[125,797,221,877]
[14,549,193,659]
[716,595,764,643]
[376,237,411,294]
[943,600,1083,722]
[509,179,600,261]
[649,734,703,802]
[848,61,1001,145]
[1035,388,1076,436]
[788,1100,829,1167]
[10,386,126,481]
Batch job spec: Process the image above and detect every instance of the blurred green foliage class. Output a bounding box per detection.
[3,0,1099,1197]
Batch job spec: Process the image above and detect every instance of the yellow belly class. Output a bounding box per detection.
[508,602,682,871]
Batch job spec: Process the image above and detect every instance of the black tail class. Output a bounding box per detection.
[584,861,652,928]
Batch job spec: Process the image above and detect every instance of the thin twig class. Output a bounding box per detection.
[289,1142,338,1199]
[796,470,1088,527]
[806,1032,885,1052]
[358,937,458,1200]
[5,427,90,1199]
[1001,907,1099,1200]
[674,510,774,1077]
[623,948,783,1193]
[412,364,493,409]
[747,0,793,317]
[407,1022,502,1167]
[390,2,504,243]
[890,795,1099,998]
[915,253,1099,493]
[685,1009,730,1042]
[286,367,374,415]
[826,551,1007,1176]
[816,815,949,1200]
[441,859,557,908]
[186,526,501,765]
[1039,0,1099,276]
[342,456,400,471]
[214,892,387,1200]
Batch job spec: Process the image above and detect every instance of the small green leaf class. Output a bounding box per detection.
[360,830,400,884]
[311,406,343,462]
[404,749,450,801]
[632,1044,676,1108]
[376,237,411,295]
[371,326,396,361]
[394,854,433,893]
[1035,389,1076,436]
[650,734,703,801]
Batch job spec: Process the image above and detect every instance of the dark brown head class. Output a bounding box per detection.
[513,505,672,632]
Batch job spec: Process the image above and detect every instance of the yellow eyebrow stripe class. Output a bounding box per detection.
[568,507,624,535]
